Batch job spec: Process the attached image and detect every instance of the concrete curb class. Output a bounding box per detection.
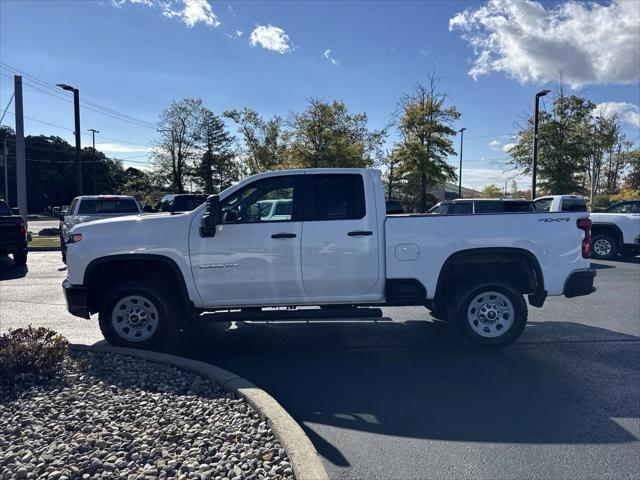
[70,344,329,480]
[28,246,61,252]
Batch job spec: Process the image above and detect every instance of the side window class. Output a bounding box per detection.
[631,202,640,213]
[451,202,472,214]
[429,203,448,214]
[221,175,299,223]
[304,174,365,221]
[534,198,552,212]
[475,201,502,213]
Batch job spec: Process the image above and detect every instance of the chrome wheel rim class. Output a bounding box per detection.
[111,295,159,342]
[593,239,611,257]
[467,291,514,338]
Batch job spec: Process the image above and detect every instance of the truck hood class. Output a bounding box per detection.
[70,211,195,255]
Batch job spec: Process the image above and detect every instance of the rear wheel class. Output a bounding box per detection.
[98,279,177,349]
[12,251,27,267]
[448,281,527,349]
[591,234,617,260]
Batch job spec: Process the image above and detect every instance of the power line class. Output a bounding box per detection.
[0,63,158,129]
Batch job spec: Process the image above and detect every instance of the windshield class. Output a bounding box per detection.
[78,198,139,215]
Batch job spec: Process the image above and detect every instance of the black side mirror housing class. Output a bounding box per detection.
[200,194,221,237]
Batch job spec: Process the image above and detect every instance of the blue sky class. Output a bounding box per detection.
[1,0,638,190]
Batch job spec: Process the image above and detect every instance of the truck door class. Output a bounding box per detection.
[189,174,305,305]
[300,173,382,300]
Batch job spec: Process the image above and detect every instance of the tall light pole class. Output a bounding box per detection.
[57,83,82,195]
[88,128,99,194]
[457,127,466,198]
[532,89,551,199]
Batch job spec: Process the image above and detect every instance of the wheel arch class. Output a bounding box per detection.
[84,254,194,318]
[434,247,546,310]
[591,222,623,247]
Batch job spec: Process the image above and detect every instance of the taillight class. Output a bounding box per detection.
[18,218,26,237]
[577,218,592,258]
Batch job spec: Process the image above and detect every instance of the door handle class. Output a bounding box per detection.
[271,233,297,239]
[347,230,373,236]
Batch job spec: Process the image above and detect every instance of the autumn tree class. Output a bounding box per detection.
[224,108,284,174]
[285,98,385,169]
[393,74,460,212]
[480,184,503,198]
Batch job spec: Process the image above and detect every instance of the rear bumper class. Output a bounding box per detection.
[564,269,597,298]
[62,279,90,319]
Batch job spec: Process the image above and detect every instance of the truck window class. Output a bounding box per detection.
[474,201,502,213]
[78,198,139,215]
[451,202,472,214]
[534,198,552,212]
[221,175,298,223]
[304,174,365,221]
[605,202,636,213]
[561,198,587,212]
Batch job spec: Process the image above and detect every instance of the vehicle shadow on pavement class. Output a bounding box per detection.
[0,257,28,280]
[162,317,640,467]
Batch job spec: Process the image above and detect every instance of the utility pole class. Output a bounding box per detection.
[532,89,551,199]
[1,133,7,204]
[457,127,466,198]
[14,76,27,219]
[57,83,82,195]
[88,128,99,194]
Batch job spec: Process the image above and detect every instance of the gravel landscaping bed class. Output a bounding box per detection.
[0,351,294,480]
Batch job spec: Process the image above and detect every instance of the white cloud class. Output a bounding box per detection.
[235,29,243,38]
[488,139,501,150]
[449,0,640,88]
[594,102,640,127]
[418,49,430,56]
[113,0,220,28]
[323,49,339,66]
[96,143,151,154]
[502,142,516,153]
[249,25,291,54]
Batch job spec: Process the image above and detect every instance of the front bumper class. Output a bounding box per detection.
[62,279,90,319]
[564,269,597,298]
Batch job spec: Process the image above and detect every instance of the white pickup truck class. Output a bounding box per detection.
[63,169,596,349]
[535,195,640,260]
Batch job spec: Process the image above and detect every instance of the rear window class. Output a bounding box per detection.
[534,198,552,212]
[78,198,139,215]
[0,201,12,216]
[561,198,587,212]
[274,202,292,216]
[304,174,365,221]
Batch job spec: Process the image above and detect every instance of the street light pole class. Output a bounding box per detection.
[532,89,551,199]
[88,128,99,194]
[458,127,466,198]
[57,83,82,195]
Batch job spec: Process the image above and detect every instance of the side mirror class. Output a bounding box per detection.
[200,194,221,237]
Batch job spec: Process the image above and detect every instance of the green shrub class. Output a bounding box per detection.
[0,326,68,384]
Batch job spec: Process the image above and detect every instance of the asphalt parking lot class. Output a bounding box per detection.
[1,252,639,479]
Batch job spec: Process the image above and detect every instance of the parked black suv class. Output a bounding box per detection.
[155,194,207,213]
[0,199,28,266]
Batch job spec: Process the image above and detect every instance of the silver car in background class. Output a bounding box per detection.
[60,195,140,262]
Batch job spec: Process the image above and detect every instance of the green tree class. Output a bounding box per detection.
[195,109,237,193]
[393,74,460,212]
[285,98,385,169]
[153,98,203,193]
[224,108,284,174]
[622,149,640,191]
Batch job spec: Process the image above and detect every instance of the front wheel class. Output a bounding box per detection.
[591,234,617,260]
[448,282,527,349]
[98,279,177,349]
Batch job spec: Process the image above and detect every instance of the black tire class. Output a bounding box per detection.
[98,279,178,349]
[448,281,527,349]
[61,238,67,264]
[12,251,27,267]
[591,234,618,260]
